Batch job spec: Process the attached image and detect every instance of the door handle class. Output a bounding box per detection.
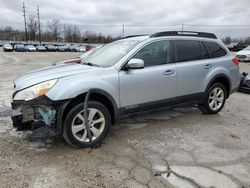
[204,64,213,69]
[163,70,175,76]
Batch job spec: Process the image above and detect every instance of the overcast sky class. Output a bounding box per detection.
[0,0,250,38]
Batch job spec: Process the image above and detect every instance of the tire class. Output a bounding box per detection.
[199,83,227,114]
[63,101,111,148]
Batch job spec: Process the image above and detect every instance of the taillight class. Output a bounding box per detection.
[233,57,239,65]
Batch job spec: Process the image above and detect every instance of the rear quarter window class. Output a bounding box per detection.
[204,41,227,58]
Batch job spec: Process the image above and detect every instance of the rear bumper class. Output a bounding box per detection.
[11,96,68,132]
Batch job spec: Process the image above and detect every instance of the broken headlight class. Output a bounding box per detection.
[14,79,58,101]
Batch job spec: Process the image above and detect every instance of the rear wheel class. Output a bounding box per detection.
[199,83,227,114]
[63,101,111,148]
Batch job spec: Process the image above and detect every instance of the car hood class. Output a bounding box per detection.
[4,46,13,49]
[237,50,250,56]
[14,63,102,91]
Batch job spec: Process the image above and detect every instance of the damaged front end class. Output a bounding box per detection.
[11,96,67,132]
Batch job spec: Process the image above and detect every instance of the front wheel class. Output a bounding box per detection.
[63,101,111,148]
[199,83,227,114]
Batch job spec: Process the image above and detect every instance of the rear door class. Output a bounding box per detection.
[174,39,211,98]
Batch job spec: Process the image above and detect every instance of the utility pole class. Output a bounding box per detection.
[181,24,184,32]
[122,24,125,38]
[37,5,42,45]
[22,2,28,41]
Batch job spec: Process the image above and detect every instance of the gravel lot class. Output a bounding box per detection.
[0,51,250,188]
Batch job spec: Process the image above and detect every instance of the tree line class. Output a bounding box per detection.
[221,36,250,45]
[1,17,250,45]
[0,18,121,44]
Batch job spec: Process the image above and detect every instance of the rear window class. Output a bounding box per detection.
[204,42,227,58]
[175,40,206,62]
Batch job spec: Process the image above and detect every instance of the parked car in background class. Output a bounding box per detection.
[79,44,104,60]
[85,45,93,51]
[57,45,70,52]
[25,45,36,52]
[45,45,57,52]
[11,31,240,148]
[3,43,13,52]
[14,44,26,52]
[36,45,46,52]
[69,45,80,52]
[53,44,104,66]
[236,46,250,62]
[78,45,86,52]
[52,58,81,66]
[228,42,248,52]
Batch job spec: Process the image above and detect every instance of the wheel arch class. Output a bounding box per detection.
[61,89,119,132]
[205,74,231,98]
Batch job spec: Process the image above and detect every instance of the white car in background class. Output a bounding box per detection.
[236,46,250,62]
[78,46,86,52]
[3,43,13,52]
[26,45,36,52]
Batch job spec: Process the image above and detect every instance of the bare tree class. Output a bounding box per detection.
[27,15,38,41]
[222,36,232,45]
[64,25,73,42]
[64,25,82,43]
[48,19,61,41]
[72,25,81,43]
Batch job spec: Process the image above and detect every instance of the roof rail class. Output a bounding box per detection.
[150,31,217,39]
[123,35,147,39]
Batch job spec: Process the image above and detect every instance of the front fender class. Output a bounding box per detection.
[46,69,120,107]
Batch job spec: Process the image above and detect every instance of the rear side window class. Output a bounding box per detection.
[175,40,206,62]
[204,42,227,58]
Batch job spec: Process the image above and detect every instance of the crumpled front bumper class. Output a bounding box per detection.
[11,96,68,132]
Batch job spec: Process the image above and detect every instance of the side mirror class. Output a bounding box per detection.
[126,58,144,70]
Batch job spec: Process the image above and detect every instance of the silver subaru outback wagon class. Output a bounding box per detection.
[11,31,241,147]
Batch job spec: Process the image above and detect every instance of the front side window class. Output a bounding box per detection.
[175,40,204,62]
[204,41,227,58]
[133,40,171,67]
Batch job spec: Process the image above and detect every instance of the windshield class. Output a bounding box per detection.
[82,40,139,67]
[243,46,250,51]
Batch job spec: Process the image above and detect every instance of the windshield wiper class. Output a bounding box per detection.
[82,62,100,67]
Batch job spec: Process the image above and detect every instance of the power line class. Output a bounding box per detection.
[3,21,250,28]
[184,24,250,27]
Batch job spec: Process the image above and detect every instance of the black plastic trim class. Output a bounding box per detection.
[205,74,232,98]
[89,89,119,123]
[119,92,204,117]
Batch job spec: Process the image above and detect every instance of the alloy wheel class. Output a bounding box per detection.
[71,108,105,142]
[208,87,225,111]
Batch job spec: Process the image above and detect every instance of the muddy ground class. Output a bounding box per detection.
[0,51,250,188]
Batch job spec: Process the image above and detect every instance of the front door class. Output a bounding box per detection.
[119,40,176,110]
